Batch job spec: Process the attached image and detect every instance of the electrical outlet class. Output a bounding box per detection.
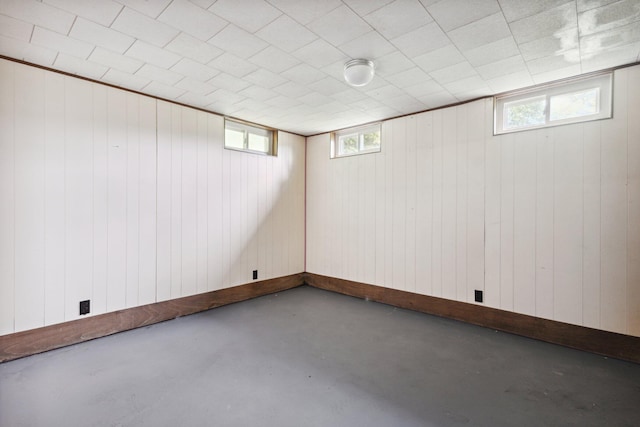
[474,290,483,303]
[253,270,258,280]
[79,300,90,315]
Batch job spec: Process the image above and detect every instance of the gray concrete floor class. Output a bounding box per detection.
[1,285,639,427]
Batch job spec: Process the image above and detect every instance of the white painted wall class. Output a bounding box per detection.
[307,64,640,337]
[0,59,305,335]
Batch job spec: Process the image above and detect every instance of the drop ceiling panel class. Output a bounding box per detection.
[0,0,638,136]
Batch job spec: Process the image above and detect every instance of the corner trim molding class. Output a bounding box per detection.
[304,273,640,364]
[0,274,304,363]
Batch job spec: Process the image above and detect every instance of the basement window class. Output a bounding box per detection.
[331,123,381,158]
[225,119,277,156]
[494,72,612,134]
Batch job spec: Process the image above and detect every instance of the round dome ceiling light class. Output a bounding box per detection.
[344,59,375,87]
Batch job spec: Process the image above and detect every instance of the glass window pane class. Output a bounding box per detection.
[362,130,380,151]
[503,96,546,130]
[225,128,245,149]
[248,133,269,153]
[338,133,359,155]
[549,88,599,121]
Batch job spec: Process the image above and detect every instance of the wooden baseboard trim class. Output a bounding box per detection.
[0,273,304,363]
[304,273,640,364]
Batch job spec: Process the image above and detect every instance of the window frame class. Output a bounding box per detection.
[494,72,612,135]
[224,118,277,156]
[330,123,382,158]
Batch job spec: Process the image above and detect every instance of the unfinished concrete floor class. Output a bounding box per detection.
[1,285,639,426]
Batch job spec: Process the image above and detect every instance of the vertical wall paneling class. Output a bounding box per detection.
[512,130,537,316]
[137,96,157,306]
[291,135,305,275]
[106,89,128,312]
[156,101,172,302]
[247,153,259,282]
[499,133,515,311]
[441,109,457,300]
[415,112,433,296]
[582,120,602,329]
[92,85,109,315]
[374,133,387,286]
[125,93,141,309]
[0,60,15,334]
[206,114,223,291]
[405,116,417,293]
[628,66,640,336]
[484,128,501,308]
[43,72,66,325]
[553,125,584,325]
[382,120,393,288]
[180,107,198,297]
[196,111,209,295]
[456,105,468,302]
[600,69,628,333]
[14,66,46,331]
[170,105,183,298]
[391,118,407,290]
[431,110,443,297]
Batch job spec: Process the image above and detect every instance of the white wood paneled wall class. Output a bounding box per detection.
[0,59,304,335]
[307,65,640,337]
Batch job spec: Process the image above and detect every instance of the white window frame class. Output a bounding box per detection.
[224,118,277,156]
[494,72,612,135]
[330,123,382,158]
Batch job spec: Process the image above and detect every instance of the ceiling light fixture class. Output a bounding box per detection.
[344,59,375,87]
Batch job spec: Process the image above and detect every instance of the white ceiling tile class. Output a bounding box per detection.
[111,7,179,47]
[580,21,640,54]
[208,0,282,33]
[143,80,186,100]
[447,12,512,51]
[390,22,449,57]
[427,0,500,31]
[476,55,528,80]
[578,0,640,37]
[364,0,434,39]
[125,40,182,68]
[581,42,640,71]
[239,85,278,101]
[462,36,520,66]
[532,64,582,83]
[0,14,33,41]
[342,0,395,15]
[308,5,372,46]
[330,89,369,104]
[249,46,300,73]
[208,52,259,77]
[339,31,397,59]
[0,0,75,34]
[509,2,577,44]
[365,84,407,100]
[44,0,123,27]
[414,44,465,72]
[266,0,342,25]
[176,91,211,107]
[309,76,350,95]
[403,79,446,97]
[273,81,312,98]
[384,67,432,88]
[89,47,143,73]
[136,63,184,85]
[111,0,172,18]
[102,68,151,90]
[208,24,268,59]
[171,57,219,81]
[256,15,317,52]
[577,0,620,12]
[190,0,216,8]
[526,53,579,75]
[244,68,289,88]
[280,63,327,85]
[158,0,228,41]
[54,53,108,79]
[70,18,134,54]
[265,95,302,108]
[207,88,247,105]
[430,61,478,84]
[32,26,94,59]
[415,90,457,108]
[165,33,223,64]
[208,72,252,92]
[441,75,488,94]
[374,51,415,77]
[175,77,216,95]
[486,70,534,93]
[292,38,348,68]
[498,0,570,22]
[519,29,578,61]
